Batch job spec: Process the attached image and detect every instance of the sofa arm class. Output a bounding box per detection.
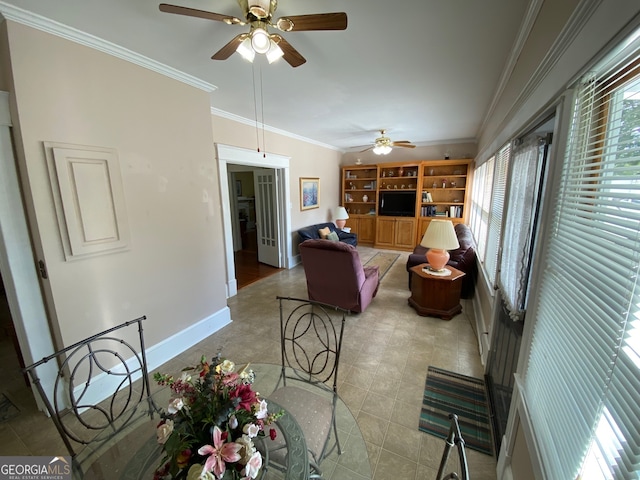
[337,229,358,246]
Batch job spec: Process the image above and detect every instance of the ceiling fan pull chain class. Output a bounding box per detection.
[251,61,260,153]
[260,65,267,158]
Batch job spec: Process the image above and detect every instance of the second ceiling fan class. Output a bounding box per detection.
[159,0,347,67]
[361,130,416,155]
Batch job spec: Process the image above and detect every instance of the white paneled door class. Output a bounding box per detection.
[254,169,280,268]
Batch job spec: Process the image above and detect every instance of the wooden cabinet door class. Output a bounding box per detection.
[358,216,376,244]
[375,217,396,247]
[395,218,417,249]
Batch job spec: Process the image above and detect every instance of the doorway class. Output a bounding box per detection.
[228,168,281,288]
[216,144,292,298]
[485,116,554,453]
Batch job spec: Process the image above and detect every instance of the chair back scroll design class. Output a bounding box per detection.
[436,413,470,480]
[272,296,349,478]
[22,316,155,458]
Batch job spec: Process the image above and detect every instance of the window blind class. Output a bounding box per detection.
[485,145,510,286]
[524,41,640,479]
[469,156,495,264]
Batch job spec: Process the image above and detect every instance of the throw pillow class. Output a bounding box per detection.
[327,231,340,242]
[318,227,331,239]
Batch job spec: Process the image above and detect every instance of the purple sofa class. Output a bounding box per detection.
[299,239,379,313]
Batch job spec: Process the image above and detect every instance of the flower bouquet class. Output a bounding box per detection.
[153,355,282,480]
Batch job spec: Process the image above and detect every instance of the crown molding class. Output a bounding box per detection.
[0,1,217,93]
[478,0,602,143]
[210,107,342,152]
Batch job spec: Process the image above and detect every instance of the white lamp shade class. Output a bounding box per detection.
[420,220,459,250]
[266,40,284,63]
[251,28,271,54]
[334,206,349,220]
[236,37,255,62]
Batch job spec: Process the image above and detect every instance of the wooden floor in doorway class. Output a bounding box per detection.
[234,249,281,289]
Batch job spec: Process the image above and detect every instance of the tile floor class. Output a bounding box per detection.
[0,246,497,479]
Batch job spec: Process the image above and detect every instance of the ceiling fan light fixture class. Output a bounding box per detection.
[266,40,284,63]
[236,37,255,62]
[373,144,392,155]
[251,27,271,54]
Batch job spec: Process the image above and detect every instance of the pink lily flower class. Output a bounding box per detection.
[198,426,242,478]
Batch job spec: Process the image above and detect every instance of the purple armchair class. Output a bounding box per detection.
[299,239,380,313]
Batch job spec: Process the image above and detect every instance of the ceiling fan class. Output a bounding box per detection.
[159,1,347,67]
[361,130,416,155]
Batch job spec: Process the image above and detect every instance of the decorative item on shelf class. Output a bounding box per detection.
[153,355,282,480]
[451,181,457,188]
[422,191,428,203]
[334,206,349,229]
[345,193,353,202]
[429,169,435,176]
[401,185,406,189]
[442,180,447,188]
[382,170,386,177]
[420,219,460,276]
[362,194,369,203]
[350,182,355,190]
[398,167,404,177]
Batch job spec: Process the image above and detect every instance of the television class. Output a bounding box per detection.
[378,191,416,217]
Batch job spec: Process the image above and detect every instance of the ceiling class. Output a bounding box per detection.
[0,0,531,152]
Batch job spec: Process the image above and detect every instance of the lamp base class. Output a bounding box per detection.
[426,248,450,272]
[423,266,452,277]
[335,219,347,229]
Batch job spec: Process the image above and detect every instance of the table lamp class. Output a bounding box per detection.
[334,206,349,229]
[420,220,459,274]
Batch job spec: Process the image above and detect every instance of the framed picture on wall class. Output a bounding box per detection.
[300,177,320,210]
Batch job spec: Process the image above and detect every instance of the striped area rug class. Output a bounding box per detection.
[419,366,493,456]
[363,252,399,280]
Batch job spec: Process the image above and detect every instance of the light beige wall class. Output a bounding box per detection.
[4,20,227,349]
[211,115,343,237]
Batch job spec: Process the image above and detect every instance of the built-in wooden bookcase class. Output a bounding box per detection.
[341,165,379,245]
[340,159,473,250]
[418,159,472,222]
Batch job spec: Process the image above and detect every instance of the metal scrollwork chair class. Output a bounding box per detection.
[436,414,470,480]
[22,316,155,477]
[268,296,349,479]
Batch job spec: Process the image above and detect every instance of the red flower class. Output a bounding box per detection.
[231,383,258,411]
[269,428,277,441]
[176,449,192,469]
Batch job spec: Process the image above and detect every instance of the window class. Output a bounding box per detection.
[484,145,510,286]
[469,144,511,286]
[524,37,640,479]
[469,155,494,262]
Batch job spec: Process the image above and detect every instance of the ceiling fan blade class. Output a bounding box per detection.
[159,4,244,24]
[272,35,306,67]
[275,12,347,32]
[212,34,247,60]
[393,143,416,149]
[359,146,374,153]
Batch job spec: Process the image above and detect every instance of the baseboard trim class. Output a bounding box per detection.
[70,307,232,408]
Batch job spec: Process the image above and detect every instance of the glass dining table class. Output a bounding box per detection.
[75,363,371,480]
